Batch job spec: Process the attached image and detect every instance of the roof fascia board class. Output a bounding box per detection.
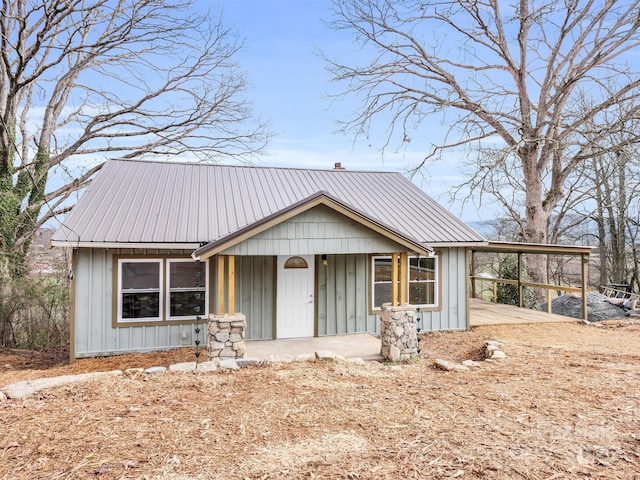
[472,241,594,255]
[193,194,433,259]
[50,241,201,250]
[430,242,489,248]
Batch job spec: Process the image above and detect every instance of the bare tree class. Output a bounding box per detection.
[325,0,640,282]
[0,0,269,280]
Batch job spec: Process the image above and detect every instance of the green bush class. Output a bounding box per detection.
[496,255,539,310]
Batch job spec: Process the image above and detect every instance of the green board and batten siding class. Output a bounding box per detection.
[73,249,277,357]
[317,254,377,335]
[422,247,468,331]
[219,205,406,256]
[73,248,200,358]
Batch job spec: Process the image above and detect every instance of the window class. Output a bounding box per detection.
[372,256,394,309]
[167,259,207,319]
[371,254,439,310]
[118,259,162,322]
[409,256,438,307]
[116,257,207,323]
[284,256,308,269]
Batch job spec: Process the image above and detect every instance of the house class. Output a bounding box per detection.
[51,159,486,359]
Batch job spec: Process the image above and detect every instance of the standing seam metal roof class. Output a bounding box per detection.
[52,159,486,246]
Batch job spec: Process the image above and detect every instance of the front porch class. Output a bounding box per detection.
[239,299,580,362]
[245,333,383,361]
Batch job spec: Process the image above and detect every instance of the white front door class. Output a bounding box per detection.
[276,255,315,338]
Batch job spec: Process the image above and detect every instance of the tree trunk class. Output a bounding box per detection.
[523,161,550,285]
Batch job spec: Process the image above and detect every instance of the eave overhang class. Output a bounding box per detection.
[471,241,594,255]
[50,241,202,250]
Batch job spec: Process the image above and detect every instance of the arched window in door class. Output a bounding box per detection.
[284,256,309,269]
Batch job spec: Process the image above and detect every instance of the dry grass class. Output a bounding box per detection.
[1,320,639,479]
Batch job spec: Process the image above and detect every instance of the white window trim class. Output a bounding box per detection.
[409,255,438,308]
[370,254,439,310]
[166,258,209,321]
[117,258,163,323]
[371,255,393,311]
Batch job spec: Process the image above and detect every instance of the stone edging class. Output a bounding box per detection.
[433,339,507,372]
[0,350,369,401]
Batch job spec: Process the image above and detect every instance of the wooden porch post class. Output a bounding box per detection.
[470,250,476,299]
[399,252,408,304]
[581,253,589,321]
[392,253,399,306]
[217,255,225,315]
[215,255,236,315]
[517,252,523,308]
[228,255,235,315]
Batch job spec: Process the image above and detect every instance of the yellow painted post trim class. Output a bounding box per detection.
[547,289,552,314]
[493,281,497,302]
[217,255,225,315]
[392,253,399,306]
[228,255,235,315]
[399,252,408,304]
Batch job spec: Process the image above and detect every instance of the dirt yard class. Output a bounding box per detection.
[1,320,639,479]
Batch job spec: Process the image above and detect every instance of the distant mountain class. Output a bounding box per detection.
[466,220,495,238]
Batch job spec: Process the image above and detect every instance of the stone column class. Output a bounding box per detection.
[379,304,418,362]
[208,313,247,361]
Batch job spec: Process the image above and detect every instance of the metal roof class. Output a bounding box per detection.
[51,159,486,248]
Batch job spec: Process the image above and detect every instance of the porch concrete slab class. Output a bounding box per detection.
[246,334,382,362]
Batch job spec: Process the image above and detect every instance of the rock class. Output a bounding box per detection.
[541,292,625,321]
[315,351,336,361]
[490,350,507,359]
[218,359,239,370]
[387,365,403,371]
[215,332,230,342]
[144,366,167,375]
[293,353,316,362]
[169,362,197,373]
[196,361,218,372]
[208,322,218,335]
[389,345,401,362]
[434,359,455,371]
[346,357,366,365]
[2,370,123,400]
[267,355,294,363]
[124,368,145,378]
[236,357,262,367]
[462,360,483,368]
[434,359,469,372]
[220,347,235,358]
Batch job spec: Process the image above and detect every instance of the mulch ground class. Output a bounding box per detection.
[1,319,639,479]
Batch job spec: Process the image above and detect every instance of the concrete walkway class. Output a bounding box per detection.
[246,333,383,361]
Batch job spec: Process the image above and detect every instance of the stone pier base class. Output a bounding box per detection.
[380,304,418,362]
[207,313,247,360]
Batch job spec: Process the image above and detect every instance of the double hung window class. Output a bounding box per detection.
[116,257,207,323]
[371,255,439,310]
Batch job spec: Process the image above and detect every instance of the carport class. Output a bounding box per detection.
[469,241,594,322]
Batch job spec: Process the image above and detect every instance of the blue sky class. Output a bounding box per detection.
[214,1,485,222]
